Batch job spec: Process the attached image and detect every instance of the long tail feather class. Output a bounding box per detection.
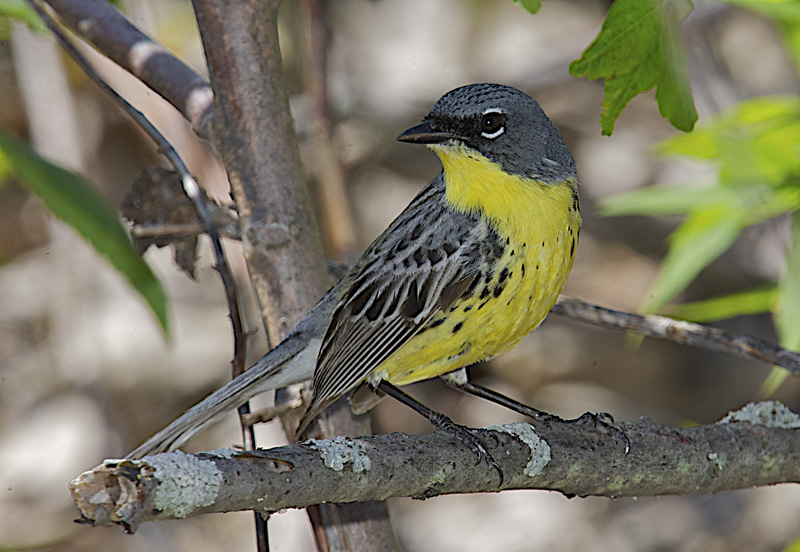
[127,332,321,458]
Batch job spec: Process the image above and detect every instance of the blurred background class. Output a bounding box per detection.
[1,0,799,550]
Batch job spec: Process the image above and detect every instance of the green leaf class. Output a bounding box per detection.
[601,180,799,226]
[0,0,46,33]
[653,0,697,131]
[0,141,12,185]
[743,184,800,224]
[661,286,778,322]
[603,183,798,312]
[642,206,743,312]
[569,0,697,135]
[759,368,789,398]
[0,131,169,335]
[513,0,543,14]
[777,18,800,77]
[765,214,800,395]
[776,215,800,351]
[604,94,800,362]
[599,181,732,216]
[660,96,800,186]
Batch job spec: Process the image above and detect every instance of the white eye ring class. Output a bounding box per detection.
[480,108,505,139]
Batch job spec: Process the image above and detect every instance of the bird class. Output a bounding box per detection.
[128,83,581,460]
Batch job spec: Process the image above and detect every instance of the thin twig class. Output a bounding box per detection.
[25,0,249,385]
[131,220,240,241]
[241,397,304,426]
[552,296,800,374]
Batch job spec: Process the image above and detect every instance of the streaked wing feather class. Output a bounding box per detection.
[299,176,486,426]
[317,317,416,400]
[312,268,451,409]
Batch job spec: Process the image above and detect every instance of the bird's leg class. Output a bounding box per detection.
[375,380,503,484]
[441,369,565,423]
[441,369,630,454]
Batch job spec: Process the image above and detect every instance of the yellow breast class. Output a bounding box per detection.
[379,145,581,385]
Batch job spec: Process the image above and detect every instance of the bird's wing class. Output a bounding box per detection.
[298,176,485,428]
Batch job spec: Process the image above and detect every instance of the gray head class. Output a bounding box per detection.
[398,83,575,183]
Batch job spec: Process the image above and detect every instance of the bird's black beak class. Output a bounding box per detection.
[397,119,452,144]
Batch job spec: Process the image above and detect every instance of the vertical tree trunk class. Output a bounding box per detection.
[190,1,398,549]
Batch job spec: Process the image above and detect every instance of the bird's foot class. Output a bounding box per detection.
[569,411,630,454]
[428,411,504,485]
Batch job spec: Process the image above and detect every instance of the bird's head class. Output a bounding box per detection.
[397,83,575,184]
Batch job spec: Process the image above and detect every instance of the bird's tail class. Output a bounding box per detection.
[127,331,321,459]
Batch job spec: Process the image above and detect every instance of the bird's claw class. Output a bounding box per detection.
[573,411,630,454]
[430,413,504,485]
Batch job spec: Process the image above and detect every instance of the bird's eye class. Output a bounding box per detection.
[480,110,505,139]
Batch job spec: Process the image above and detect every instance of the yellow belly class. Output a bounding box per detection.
[378,145,581,385]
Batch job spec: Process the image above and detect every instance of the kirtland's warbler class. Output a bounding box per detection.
[130,83,580,459]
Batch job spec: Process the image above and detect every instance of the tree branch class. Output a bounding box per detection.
[70,401,800,534]
[43,0,214,136]
[552,297,800,374]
